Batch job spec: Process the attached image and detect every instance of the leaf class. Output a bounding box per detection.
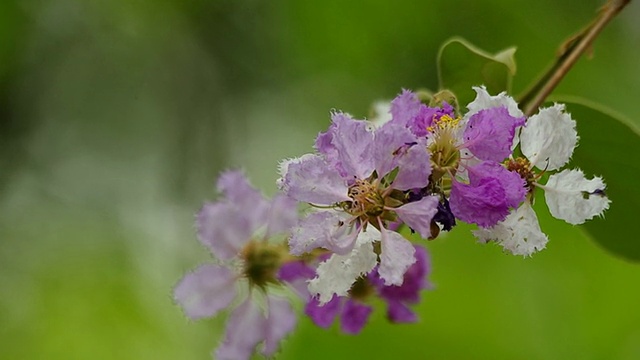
[437,37,517,107]
[550,95,640,262]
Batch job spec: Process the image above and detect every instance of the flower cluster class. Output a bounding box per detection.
[174,86,610,359]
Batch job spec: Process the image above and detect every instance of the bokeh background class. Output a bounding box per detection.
[1,0,639,359]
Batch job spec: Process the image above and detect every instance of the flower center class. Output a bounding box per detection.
[345,179,385,217]
[506,157,536,187]
[241,241,284,290]
[426,115,463,181]
[427,114,461,133]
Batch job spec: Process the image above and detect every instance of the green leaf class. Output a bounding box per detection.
[437,37,517,107]
[550,95,640,262]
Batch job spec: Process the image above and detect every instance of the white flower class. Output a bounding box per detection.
[474,101,610,256]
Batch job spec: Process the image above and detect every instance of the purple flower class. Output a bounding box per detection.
[391,88,527,229]
[305,245,432,332]
[174,170,299,360]
[370,245,432,323]
[279,112,440,303]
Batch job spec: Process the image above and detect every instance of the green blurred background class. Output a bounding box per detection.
[1,0,639,359]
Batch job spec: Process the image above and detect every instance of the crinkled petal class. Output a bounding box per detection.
[543,168,611,225]
[379,228,416,286]
[462,107,525,162]
[314,124,337,156]
[408,105,441,137]
[265,193,299,238]
[372,122,417,178]
[374,245,430,303]
[395,195,440,238]
[305,295,341,328]
[473,202,549,256]
[390,89,421,127]
[331,112,376,179]
[262,295,297,356]
[450,178,510,228]
[467,161,526,209]
[466,86,524,118]
[197,202,251,260]
[340,299,373,334]
[308,228,378,304]
[215,298,266,360]
[386,300,417,323]
[520,104,578,171]
[289,210,355,256]
[392,139,432,190]
[279,153,350,204]
[174,264,237,320]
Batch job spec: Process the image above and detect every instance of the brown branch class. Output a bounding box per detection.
[519,0,632,116]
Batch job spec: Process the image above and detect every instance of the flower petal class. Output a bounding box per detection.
[289,210,355,256]
[473,202,549,256]
[520,104,578,171]
[390,89,421,127]
[329,112,376,179]
[372,122,417,178]
[392,139,432,190]
[314,123,337,156]
[197,202,251,260]
[215,298,266,360]
[173,264,237,320]
[217,170,269,214]
[378,228,416,286]
[395,195,440,238]
[277,261,316,300]
[449,177,510,228]
[543,168,611,225]
[467,161,526,209]
[308,228,378,304]
[466,86,523,118]
[305,295,341,328]
[408,105,447,137]
[265,193,299,238]
[386,300,417,323]
[374,245,431,303]
[279,153,350,205]
[340,299,373,334]
[462,106,525,162]
[262,295,297,356]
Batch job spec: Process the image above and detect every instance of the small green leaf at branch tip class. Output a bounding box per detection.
[549,95,640,262]
[437,37,517,106]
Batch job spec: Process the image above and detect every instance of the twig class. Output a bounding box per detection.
[519,0,632,116]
